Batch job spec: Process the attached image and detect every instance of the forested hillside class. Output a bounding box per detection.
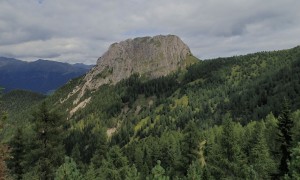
[2,46,300,179]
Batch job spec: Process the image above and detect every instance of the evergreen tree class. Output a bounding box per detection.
[161,132,182,176]
[182,121,200,168]
[286,143,300,179]
[84,163,98,180]
[91,127,108,168]
[134,146,143,171]
[187,161,202,180]
[26,102,66,180]
[7,128,25,180]
[264,113,278,155]
[219,115,246,178]
[277,99,294,177]
[70,143,83,168]
[54,156,82,180]
[151,160,169,180]
[125,164,140,180]
[99,146,130,180]
[221,116,239,162]
[249,122,275,179]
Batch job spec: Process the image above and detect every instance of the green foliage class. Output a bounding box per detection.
[0,90,45,142]
[5,46,300,179]
[151,160,169,180]
[125,164,140,180]
[55,156,82,180]
[249,122,276,179]
[0,89,10,180]
[187,161,202,180]
[286,143,300,179]
[84,164,98,180]
[98,146,130,180]
[7,128,25,180]
[277,99,294,177]
[182,121,201,167]
[65,124,107,165]
[24,102,66,179]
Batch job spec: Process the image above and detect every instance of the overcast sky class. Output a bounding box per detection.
[0,0,299,64]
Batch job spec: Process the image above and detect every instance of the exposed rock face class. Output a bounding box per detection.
[66,34,194,109]
[85,34,191,89]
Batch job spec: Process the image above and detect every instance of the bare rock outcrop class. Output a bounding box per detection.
[84,34,192,89]
[66,34,195,112]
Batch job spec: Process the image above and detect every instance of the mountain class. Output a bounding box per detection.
[0,57,93,94]
[62,34,199,110]
[52,44,300,126]
[3,34,300,179]
[89,34,194,87]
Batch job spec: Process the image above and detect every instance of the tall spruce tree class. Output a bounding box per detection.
[182,121,200,168]
[249,122,275,179]
[151,160,169,180]
[220,115,247,178]
[277,99,294,177]
[54,156,82,180]
[26,102,66,180]
[7,128,25,180]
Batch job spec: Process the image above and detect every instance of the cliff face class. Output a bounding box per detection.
[84,35,192,89]
[64,35,196,111]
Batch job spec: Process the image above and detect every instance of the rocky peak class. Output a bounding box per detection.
[64,35,195,108]
[84,35,192,89]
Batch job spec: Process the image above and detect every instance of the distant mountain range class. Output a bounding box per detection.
[0,57,93,94]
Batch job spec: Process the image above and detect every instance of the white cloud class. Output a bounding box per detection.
[0,0,299,64]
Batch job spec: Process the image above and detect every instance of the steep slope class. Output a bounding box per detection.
[7,43,300,179]
[63,35,198,111]
[0,57,93,94]
[48,45,300,129]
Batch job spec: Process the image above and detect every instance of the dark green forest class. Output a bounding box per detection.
[1,46,300,179]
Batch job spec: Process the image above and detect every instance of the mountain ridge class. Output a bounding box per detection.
[0,57,93,94]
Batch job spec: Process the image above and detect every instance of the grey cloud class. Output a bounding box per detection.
[0,0,299,64]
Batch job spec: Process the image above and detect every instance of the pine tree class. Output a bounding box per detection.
[182,121,200,167]
[125,164,140,180]
[264,113,278,155]
[7,128,25,180]
[99,146,130,180]
[286,143,300,179]
[277,99,294,177]
[151,160,169,180]
[219,115,247,178]
[26,102,66,180]
[91,127,108,168]
[54,156,82,180]
[71,144,82,167]
[134,146,143,170]
[249,122,275,179]
[84,163,98,180]
[187,161,202,180]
